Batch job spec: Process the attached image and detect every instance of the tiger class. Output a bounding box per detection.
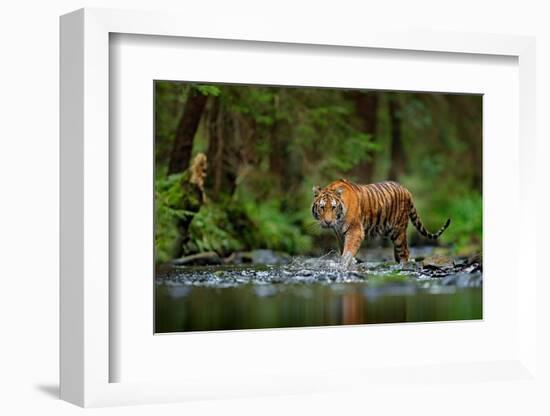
[311,178,451,265]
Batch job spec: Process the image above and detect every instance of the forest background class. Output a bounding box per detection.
[155,82,482,264]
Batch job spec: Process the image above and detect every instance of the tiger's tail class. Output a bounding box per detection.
[409,205,451,239]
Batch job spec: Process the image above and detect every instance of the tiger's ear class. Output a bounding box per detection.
[335,187,344,197]
[312,186,321,197]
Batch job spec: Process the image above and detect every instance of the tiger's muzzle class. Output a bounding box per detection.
[320,219,333,228]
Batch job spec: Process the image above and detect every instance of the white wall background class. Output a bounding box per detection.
[0,0,548,415]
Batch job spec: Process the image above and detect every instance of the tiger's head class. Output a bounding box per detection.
[311,186,346,229]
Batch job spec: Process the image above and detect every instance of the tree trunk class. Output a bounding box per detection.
[269,124,290,188]
[205,99,238,199]
[447,95,483,193]
[267,91,303,211]
[167,89,208,175]
[388,96,405,181]
[270,122,301,211]
[268,92,287,183]
[351,91,379,183]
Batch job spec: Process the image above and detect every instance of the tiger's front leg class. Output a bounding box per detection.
[341,224,364,267]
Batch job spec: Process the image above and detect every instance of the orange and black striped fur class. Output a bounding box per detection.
[311,179,450,264]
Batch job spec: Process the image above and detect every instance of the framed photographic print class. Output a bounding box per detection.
[60,7,539,408]
[153,81,482,334]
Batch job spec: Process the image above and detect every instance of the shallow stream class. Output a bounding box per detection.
[155,249,482,332]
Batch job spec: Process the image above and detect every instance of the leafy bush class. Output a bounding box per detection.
[439,192,482,254]
[401,175,482,255]
[155,173,189,263]
[155,170,314,261]
[187,204,245,255]
[241,197,313,254]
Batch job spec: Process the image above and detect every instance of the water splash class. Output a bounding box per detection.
[157,251,482,292]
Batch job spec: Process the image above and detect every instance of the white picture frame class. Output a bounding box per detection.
[60,7,538,408]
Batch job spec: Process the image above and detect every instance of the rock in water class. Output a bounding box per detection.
[421,254,454,268]
[467,253,482,266]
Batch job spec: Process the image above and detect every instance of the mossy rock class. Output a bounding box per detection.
[421,254,454,268]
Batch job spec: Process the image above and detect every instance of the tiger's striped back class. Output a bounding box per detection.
[359,181,412,238]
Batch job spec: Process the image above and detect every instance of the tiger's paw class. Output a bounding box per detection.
[340,252,356,268]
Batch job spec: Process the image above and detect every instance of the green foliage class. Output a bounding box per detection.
[194,85,221,97]
[322,132,379,172]
[187,204,245,254]
[155,172,203,263]
[241,197,313,254]
[439,192,482,254]
[155,174,186,263]
[155,176,315,260]
[184,193,313,257]
[401,173,482,255]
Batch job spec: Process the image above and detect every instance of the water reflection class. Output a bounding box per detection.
[155,278,482,333]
